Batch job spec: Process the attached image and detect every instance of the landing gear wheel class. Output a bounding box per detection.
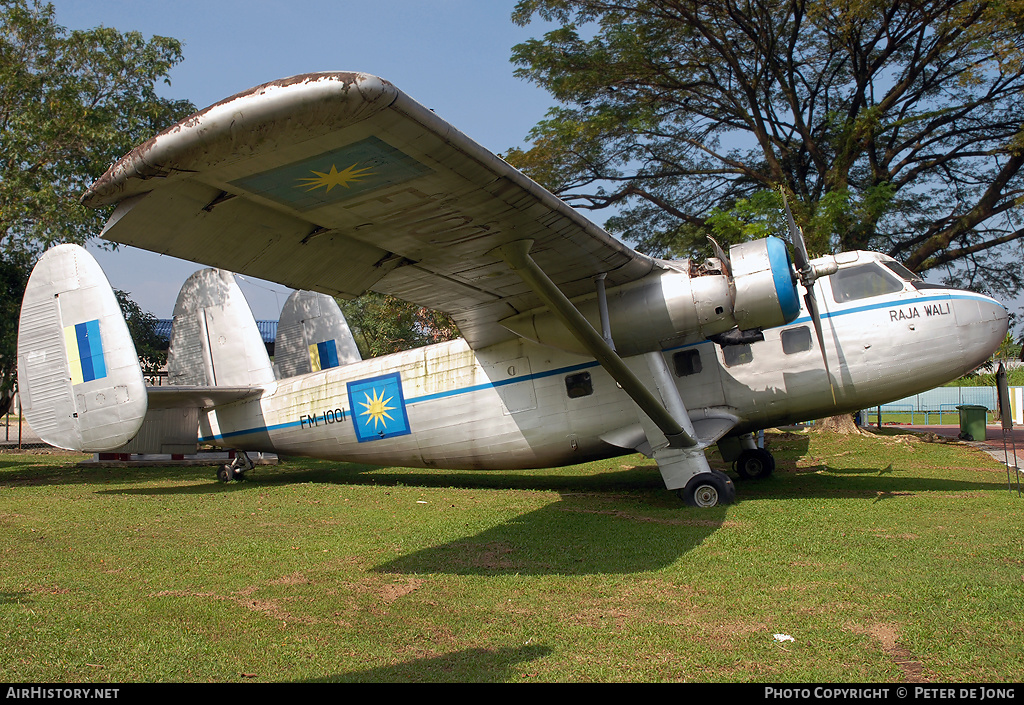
[679,470,735,508]
[217,451,254,483]
[734,448,775,480]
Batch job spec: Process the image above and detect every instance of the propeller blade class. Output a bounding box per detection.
[780,189,813,285]
[780,188,837,404]
[707,236,731,277]
[803,288,836,405]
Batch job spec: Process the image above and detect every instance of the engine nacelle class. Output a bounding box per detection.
[497,235,802,357]
[729,236,801,331]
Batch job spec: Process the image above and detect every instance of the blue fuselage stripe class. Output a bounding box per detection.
[198,291,999,442]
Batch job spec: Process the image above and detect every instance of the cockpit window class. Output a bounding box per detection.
[882,260,922,282]
[830,263,905,303]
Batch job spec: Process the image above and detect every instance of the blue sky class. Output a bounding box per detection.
[48,0,561,318]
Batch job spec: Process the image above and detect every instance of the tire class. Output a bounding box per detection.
[681,471,735,508]
[217,465,233,483]
[734,448,775,480]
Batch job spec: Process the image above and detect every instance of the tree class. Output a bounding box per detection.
[337,292,459,358]
[508,0,1024,298]
[0,0,194,395]
[114,289,167,376]
[0,249,30,413]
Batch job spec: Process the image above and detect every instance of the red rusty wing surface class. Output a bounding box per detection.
[85,72,659,349]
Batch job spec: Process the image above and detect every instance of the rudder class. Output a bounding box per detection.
[274,290,361,378]
[17,244,147,451]
[166,269,275,387]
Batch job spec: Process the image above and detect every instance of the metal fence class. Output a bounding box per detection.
[864,386,1005,425]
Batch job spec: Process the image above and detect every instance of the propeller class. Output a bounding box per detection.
[707,235,731,277]
[780,189,837,404]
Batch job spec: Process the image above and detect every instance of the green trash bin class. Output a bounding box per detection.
[957,405,988,441]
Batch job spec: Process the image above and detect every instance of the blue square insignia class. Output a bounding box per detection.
[347,372,411,443]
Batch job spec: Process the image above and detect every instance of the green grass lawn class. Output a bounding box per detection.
[0,428,1021,683]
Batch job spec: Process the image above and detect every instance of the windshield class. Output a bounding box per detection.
[830,263,905,303]
[882,260,923,282]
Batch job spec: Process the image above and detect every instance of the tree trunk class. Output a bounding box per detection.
[813,413,866,434]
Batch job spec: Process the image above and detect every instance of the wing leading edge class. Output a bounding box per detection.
[83,72,659,349]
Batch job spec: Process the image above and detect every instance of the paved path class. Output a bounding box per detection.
[890,423,1024,472]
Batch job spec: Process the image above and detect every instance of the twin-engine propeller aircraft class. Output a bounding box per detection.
[17,72,1008,507]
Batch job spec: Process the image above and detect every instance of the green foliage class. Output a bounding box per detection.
[508,0,1024,299]
[337,292,459,358]
[704,191,789,252]
[114,289,166,375]
[0,0,195,257]
[0,248,30,406]
[952,366,1024,387]
[0,0,193,392]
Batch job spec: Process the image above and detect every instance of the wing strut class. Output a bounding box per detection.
[493,240,697,449]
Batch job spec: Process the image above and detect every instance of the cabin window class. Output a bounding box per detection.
[565,371,593,398]
[781,326,813,354]
[830,263,904,303]
[722,344,753,367]
[673,349,702,377]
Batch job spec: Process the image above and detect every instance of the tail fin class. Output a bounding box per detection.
[17,244,147,450]
[274,290,361,378]
[166,268,275,387]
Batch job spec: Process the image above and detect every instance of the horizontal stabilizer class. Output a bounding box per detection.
[146,386,265,409]
[17,244,148,451]
[275,290,361,378]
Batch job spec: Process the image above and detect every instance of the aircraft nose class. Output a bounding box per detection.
[954,292,1009,372]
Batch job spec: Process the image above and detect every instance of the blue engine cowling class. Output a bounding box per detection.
[728,236,801,330]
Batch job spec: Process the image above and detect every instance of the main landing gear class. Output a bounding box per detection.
[675,436,777,508]
[733,447,776,480]
[217,451,254,483]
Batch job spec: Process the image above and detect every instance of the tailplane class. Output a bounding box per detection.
[17,244,148,450]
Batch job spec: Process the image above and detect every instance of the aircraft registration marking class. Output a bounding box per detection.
[299,408,348,429]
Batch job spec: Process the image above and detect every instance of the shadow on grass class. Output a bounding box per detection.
[86,461,730,575]
[371,491,727,576]
[734,465,1002,502]
[304,644,553,683]
[92,458,670,496]
[0,591,32,605]
[22,451,1005,504]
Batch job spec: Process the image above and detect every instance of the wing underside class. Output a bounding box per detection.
[85,72,658,348]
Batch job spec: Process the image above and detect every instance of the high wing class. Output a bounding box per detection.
[83,72,660,349]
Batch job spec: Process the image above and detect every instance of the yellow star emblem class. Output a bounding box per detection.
[295,163,374,192]
[359,387,395,431]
